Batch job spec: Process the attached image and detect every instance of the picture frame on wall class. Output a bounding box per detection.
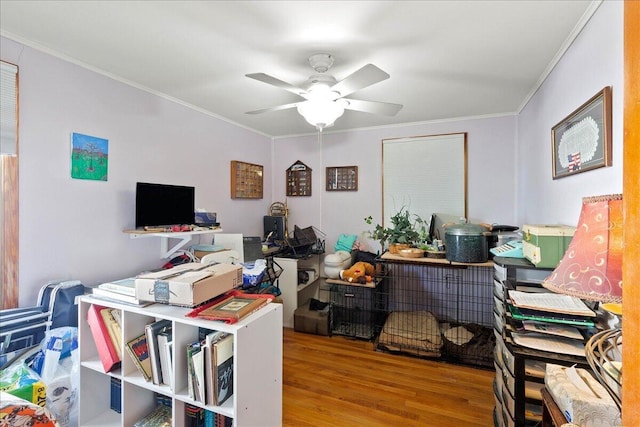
[551,86,612,179]
[230,160,263,199]
[326,166,358,191]
[71,132,109,181]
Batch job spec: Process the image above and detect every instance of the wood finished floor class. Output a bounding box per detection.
[283,328,496,427]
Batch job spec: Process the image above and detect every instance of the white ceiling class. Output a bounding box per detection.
[0,1,598,138]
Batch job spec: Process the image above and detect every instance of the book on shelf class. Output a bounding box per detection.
[133,404,172,427]
[125,333,153,381]
[86,303,121,372]
[508,290,596,317]
[145,319,172,385]
[202,331,226,406]
[212,333,234,406]
[187,292,271,323]
[214,412,233,427]
[204,409,232,427]
[91,287,152,307]
[185,403,205,427]
[511,331,586,357]
[98,277,137,296]
[520,320,584,340]
[508,304,595,327]
[100,307,122,359]
[157,328,173,390]
[187,340,203,401]
[110,377,122,413]
[193,345,205,403]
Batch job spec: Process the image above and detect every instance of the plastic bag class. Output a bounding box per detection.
[31,327,79,427]
[242,259,267,286]
[0,361,47,407]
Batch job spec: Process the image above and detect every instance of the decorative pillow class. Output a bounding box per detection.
[334,234,357,252]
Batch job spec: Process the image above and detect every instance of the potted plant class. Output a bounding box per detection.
[365,207,421,253]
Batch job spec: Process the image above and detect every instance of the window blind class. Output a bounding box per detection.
[382,133,467,227]
[1,61,18,156]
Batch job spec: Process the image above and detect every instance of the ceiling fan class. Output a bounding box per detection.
[246,53,403,130]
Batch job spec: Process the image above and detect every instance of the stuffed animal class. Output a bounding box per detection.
[340,261,375,284]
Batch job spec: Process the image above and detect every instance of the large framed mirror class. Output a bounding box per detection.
[382,133,467,235]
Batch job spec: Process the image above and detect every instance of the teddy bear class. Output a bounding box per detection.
[339,261,375,284]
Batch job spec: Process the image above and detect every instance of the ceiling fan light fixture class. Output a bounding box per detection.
[297,98,347,130]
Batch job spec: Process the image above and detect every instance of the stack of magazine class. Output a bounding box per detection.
[506,290,597,357]
[92,277,150,306]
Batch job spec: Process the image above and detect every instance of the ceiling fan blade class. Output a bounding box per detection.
[246,102,301,115]
[331,64,390,97]
[246,73,306,97]
[343,98,403,116]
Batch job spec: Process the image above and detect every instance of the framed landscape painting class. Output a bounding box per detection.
[71,132,109,181]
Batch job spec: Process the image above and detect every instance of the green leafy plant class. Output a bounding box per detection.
[365,206,422,251]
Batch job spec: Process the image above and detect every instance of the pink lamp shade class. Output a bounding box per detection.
[542,194,623,303]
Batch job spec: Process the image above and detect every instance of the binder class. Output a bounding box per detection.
[145,319,172,385]
[508,304,595,327]
[87,304,121,372]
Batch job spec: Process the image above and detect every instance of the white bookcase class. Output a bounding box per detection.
[78,295,282,426]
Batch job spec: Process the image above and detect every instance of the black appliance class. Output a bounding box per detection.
[135,182,195,228]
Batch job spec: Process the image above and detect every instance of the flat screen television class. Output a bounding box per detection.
[135,182,195,228]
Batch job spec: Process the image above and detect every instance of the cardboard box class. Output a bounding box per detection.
[294,299,330,336]
[545,363,621,426]
[522,224,575,268]
[136,262,242,307]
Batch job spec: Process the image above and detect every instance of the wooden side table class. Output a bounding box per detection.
[542,387,569,427]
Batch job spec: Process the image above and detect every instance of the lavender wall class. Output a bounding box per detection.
[273,1,624,254]
[1,0,623,306]
[1,37,272,306]
[273,114,518,253]
[517,1,623,225]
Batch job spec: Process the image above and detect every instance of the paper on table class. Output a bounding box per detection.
[522,321,584,340]
[508,290,595,317]
[512,332,585,357]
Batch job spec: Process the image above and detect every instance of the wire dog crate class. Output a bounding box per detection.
[327,278,388,340]
[376,258,495,368]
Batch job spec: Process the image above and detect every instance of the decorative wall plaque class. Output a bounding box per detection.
[286,160,312,196]
[230,160,263,199]
[326,166,358,191]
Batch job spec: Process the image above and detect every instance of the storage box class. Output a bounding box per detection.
[294,299,330,336]
[135,262,242,307]
[522,224,575,268]
[194,211,217,226]
[190,244,225,260]
[545,364,621,426]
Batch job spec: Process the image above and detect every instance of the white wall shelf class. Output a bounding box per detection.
[78,295,282,427]
[125,229,222,258]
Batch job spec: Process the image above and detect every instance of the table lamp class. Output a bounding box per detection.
[542,194,623,303]
[542,193,623,409]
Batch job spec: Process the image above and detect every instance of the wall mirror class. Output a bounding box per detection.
[382,133,467,231]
